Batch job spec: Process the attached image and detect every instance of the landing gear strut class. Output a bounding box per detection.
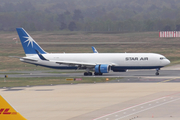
[155,68,160,76]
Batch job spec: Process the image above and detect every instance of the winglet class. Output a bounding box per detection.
[35,49,49,61]
[0,95,27,120]
[92,46,98,53]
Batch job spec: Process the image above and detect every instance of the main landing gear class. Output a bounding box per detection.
[83,72,103,76]
[84,72,92,76]
[155,68,160,76]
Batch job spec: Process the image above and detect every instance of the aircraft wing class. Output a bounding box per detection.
[54,60,96,66]
[92,46,98,53]
[52,60,117,67]
[52,60,116,67]
[35,49,117,67]
[35,49,95,66]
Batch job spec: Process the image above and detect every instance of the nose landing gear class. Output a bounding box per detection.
[155,68,160,75]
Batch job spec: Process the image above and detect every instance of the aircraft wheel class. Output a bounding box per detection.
[84,72,92,76]
[89,72,92,76]
[155,68,160,76]
[94,72,98,75]
[84,72,88,76]
[156,72,159,76]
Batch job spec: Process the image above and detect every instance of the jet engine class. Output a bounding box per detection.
[95,64,110,74]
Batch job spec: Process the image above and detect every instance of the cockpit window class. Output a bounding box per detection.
[160,57,166,60]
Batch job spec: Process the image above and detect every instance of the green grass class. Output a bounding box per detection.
[0,77,119,88]
[0,31,180,71]
[0,73,28,74]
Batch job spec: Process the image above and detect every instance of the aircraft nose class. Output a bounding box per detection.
[166,59,171,65]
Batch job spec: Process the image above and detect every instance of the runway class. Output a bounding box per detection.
[0,69,180,79]
[0,69,180,120]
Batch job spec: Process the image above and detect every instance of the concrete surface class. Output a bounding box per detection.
[1,83,180,120]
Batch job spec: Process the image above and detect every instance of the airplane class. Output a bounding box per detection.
[92,46,98,53]
[16,28,170,76]
[0,95,27,120]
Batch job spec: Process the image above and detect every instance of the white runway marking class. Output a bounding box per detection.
[93,96,166,120]
[93,94,180,120]
[114,98,180,120]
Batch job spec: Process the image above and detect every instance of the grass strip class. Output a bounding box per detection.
[0,77,120,88]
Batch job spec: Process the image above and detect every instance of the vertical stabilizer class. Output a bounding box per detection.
[16,28,46,56]
[0,95,27,120]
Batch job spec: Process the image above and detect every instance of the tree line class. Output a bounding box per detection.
[1,0,180,32]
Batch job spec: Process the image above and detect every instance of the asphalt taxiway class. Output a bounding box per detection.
[0,69,180,79]
[0,68,180,120]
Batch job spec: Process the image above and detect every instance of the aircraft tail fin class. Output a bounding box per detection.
[0,95,27,120]
[16,28,46,56]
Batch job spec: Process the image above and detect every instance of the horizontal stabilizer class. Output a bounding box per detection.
[9,56,22,59]
[20,58,38,62]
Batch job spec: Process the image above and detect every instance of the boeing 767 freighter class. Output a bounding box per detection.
[16,28,170,76]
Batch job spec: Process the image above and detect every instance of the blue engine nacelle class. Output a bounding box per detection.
[95,64,110,73]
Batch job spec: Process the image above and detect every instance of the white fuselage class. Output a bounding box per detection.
[20,53,170,70]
